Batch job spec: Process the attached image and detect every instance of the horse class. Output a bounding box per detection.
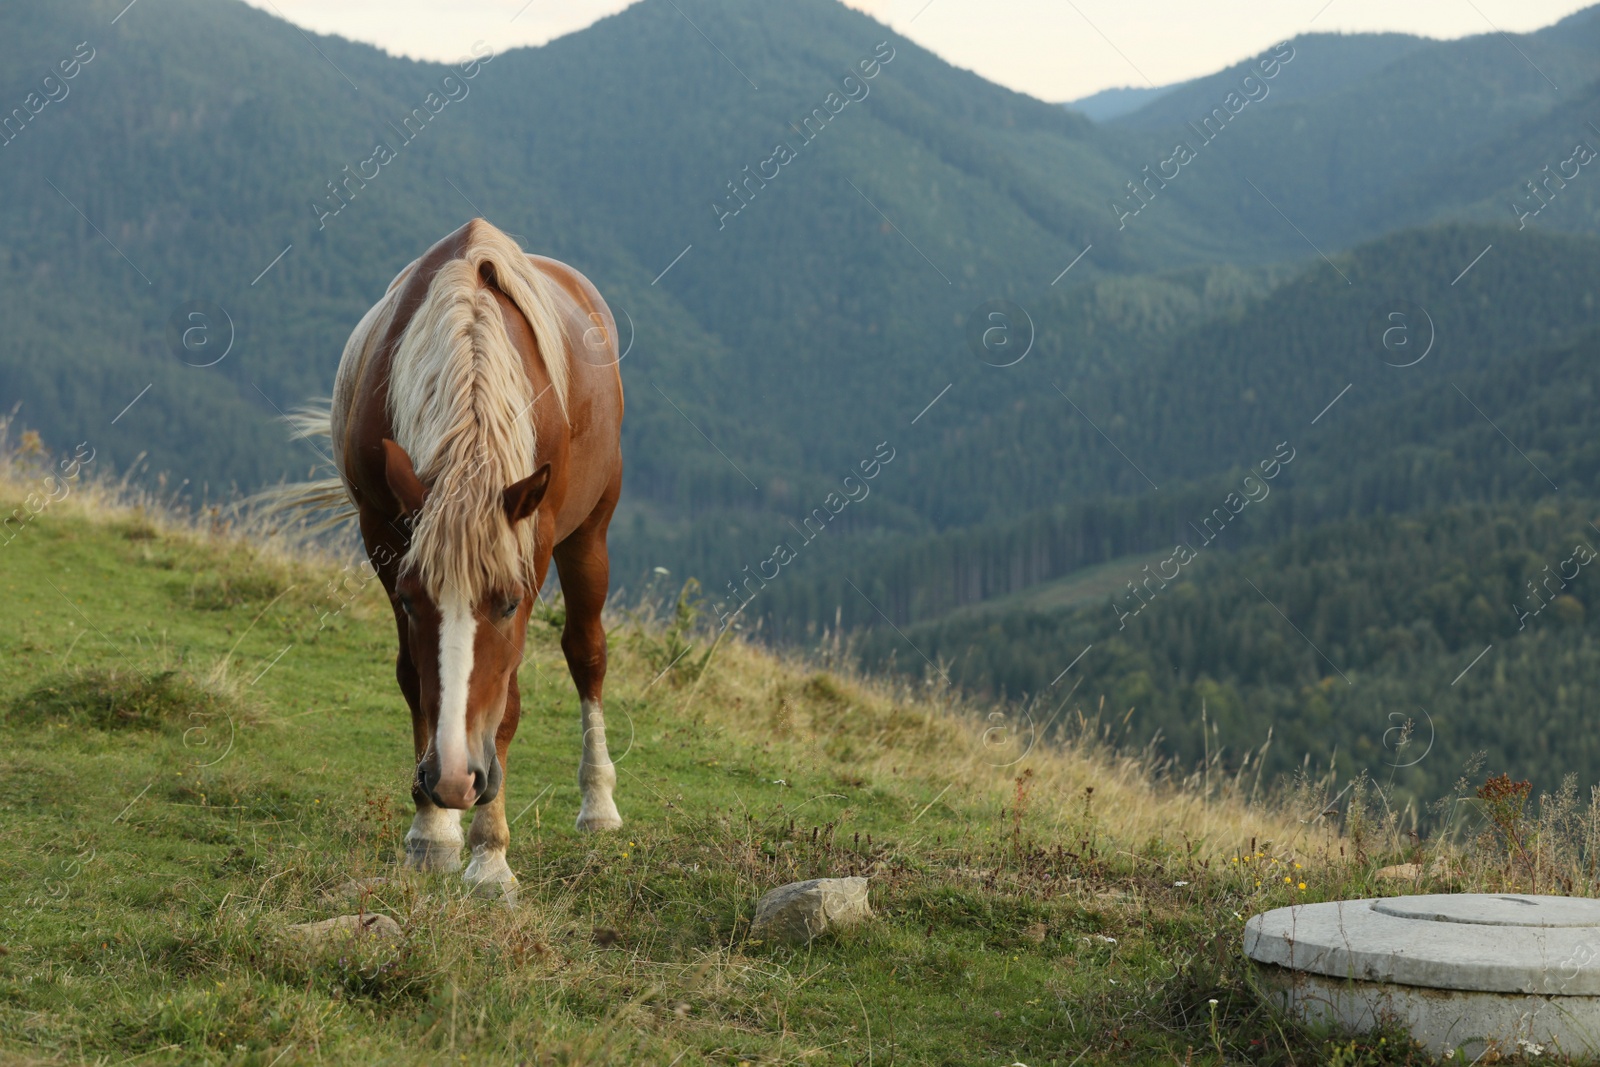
[267,218,625,895]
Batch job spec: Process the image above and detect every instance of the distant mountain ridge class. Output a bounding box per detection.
[1109,31,1431,128]
[1063,84,1173,122]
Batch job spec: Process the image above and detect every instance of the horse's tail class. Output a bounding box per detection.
[243,399,358,535]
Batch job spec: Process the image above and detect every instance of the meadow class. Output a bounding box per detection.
[0,431,1592,1066]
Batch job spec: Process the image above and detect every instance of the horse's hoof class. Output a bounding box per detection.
[405,810,463,872]
[463,848,518,904]
[404,837,463,872]
[575,809,623,833]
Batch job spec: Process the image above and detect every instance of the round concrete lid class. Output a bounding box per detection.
[1245,895,1600,995]
[1373,894,1600,927]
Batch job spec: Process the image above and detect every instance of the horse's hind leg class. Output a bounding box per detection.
[554,511,621,832]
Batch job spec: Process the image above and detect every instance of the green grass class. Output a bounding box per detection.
[0,488,1566,1065]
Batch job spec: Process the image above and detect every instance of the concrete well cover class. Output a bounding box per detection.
[1245,894,1600,995]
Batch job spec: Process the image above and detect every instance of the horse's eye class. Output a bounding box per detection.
[398,595,414,616]
[501,598,521,619]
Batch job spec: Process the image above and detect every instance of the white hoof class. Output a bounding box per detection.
[463,847,518,904]
[404,837,463,872]
[405,809,463,871]
[575,800,623,833]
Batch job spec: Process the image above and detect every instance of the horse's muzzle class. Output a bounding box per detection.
[418,744,501,809]
[425,767,486,809]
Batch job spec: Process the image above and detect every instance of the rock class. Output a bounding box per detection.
[749,877,871,944]
[325,877,397,900]
[1374,863,1422,882]
[1374,860,1450,882]
[287,913,402,944]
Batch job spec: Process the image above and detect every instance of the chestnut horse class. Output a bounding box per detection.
[272,219,624,894]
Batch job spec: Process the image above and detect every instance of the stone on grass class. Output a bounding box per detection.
[288,913,402,944]
[1374,863,1422,882]
[1374,860,1451,882]
[325,876,398,900]
[750,877,871,944]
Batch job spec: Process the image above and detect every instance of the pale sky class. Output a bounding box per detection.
[238,0,1597,102]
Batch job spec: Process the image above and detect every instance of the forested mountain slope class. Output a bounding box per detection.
[857,315,1600,795]
[1096,9,1600,249]
[703,223,1600,636]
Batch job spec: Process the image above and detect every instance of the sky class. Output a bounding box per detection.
[237,0,1597,102]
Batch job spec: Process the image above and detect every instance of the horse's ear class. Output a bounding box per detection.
[382,439,427,516]
[503,463,551,526]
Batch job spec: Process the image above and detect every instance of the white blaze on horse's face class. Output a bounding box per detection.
[396,572,526,811]
[393,566,531,809]
[433,588,479,806]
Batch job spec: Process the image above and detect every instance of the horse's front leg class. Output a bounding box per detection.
[464,678,520,896]
[405,802,464,871]
[398,639,464,871]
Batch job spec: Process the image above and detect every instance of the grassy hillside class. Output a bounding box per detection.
[10,438,1595,1066]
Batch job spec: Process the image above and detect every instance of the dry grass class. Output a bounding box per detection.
[674,631,1313,859]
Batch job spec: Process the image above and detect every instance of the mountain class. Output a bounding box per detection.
[713,222,1600,636]
[1091,12,1600,251]
[0,0,1226,501]
[1111,32,1431,128]
[7,2,1599,512]
[846,293,1600,796]
[7,0,1600,793]
[1063,84,1173,122]
[1383,74,1600,236]
[873,495,1600,803]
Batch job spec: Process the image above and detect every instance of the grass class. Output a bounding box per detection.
[1,427,1598,1065]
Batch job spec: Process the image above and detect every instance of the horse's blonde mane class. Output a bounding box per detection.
[386,220,570,602]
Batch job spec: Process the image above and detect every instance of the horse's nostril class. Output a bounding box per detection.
[472,768,488,797]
